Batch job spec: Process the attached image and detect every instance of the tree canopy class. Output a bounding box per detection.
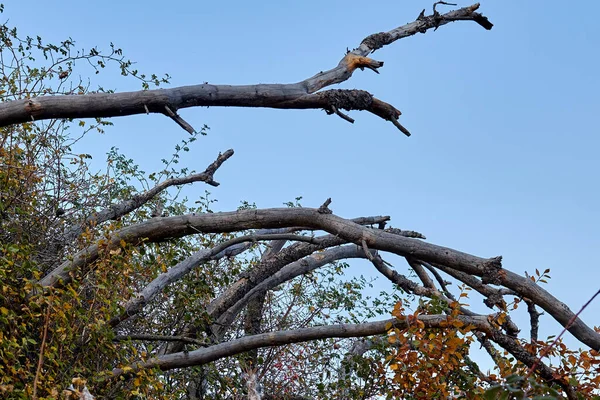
[0,3,599,399]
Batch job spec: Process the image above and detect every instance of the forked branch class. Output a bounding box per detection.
[0,4,492,135]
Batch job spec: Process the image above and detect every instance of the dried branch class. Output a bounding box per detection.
[113,334,208,346]
[37,207,600,351]
[214,245,369,338]
[526,299,542,343]
[111,314,494,377]
[0,5,492,134]
[109,232,321,327]
[61,149,234,245]
[421,261,453,297]
[427,261,514,309]
[406,258,436,289]
[161,217,391,354]
[164,105,196,134]
[369,255,438,298]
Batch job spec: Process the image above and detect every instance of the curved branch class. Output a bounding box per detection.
[111,216,388,329]
[427,261,515,309]
[111,314,494,377]
[38,206,600,351]
[109,232,321,327]
[0,5,492,134]
[214,245,369,337]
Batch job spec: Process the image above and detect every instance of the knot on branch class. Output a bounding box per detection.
[483,290,507,310]
[361,32,392,51]
[481,256,503,285]
[385,227,426,240]
[25,99,42,120]
[319,89,373,111]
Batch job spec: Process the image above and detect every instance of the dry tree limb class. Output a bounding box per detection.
[112,314,495,377]
[108,232,322,327]
[36,206,600,351]
[113,334,208,347]
[0,4,492,134]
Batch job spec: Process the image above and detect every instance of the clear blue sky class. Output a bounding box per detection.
[7,0,600,363]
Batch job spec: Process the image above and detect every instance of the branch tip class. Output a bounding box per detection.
[390,118,411,136]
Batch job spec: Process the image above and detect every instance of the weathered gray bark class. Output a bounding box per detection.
[0,4,491,135]
[7,3,586,396]
[112,314,494,377]
[109,232,318,327]
[39,206,600,351]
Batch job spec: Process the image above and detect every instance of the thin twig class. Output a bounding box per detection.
[33,293,53,399]
[525,288,600,379]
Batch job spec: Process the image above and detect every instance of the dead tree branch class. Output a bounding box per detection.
[111,314,495,377]
[37,206,600,351]
[109,232,322,327]
[61,149,234,245]
[0,5,492,134]
[213,245,370,338]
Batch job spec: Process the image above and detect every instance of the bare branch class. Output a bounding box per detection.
[61,149,234,245]
[109,232,322,327]
[164,104,196,133]
[326,105,354,124]
[0,5,492,134]
[369,255,438,299]
[406,258,436,289]
[37,207,600,351]
[113,334,208,346]
[214,245,369,337]
[426,261,514,309]
[161,217,392,354]
[111,314,494,377]
[526,299,542,343]
[421,261,454,297]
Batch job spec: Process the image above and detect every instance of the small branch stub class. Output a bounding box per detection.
[164,105,196,134]
[318,198,333,214]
